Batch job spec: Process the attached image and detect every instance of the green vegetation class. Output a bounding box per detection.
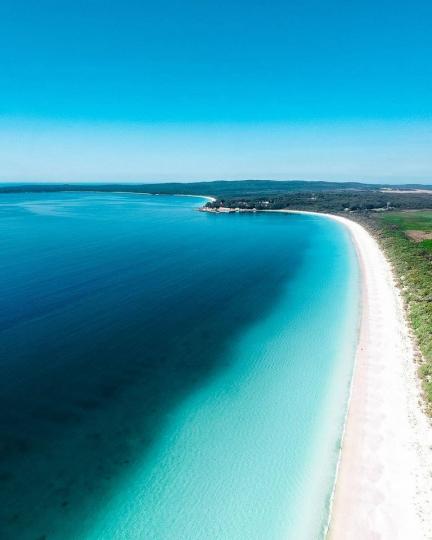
[360,211,432,413]
[381,211,432,231]
[206,191,432,212]
[419,240,432,251]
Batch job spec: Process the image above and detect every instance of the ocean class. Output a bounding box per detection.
[0,192,359,539]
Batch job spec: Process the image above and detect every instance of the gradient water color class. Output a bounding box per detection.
[0,193,359,539]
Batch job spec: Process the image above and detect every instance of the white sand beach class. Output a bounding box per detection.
[282,211,432,539]
[327,214,432,539]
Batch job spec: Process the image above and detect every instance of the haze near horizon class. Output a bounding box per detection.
[1,0,431,183]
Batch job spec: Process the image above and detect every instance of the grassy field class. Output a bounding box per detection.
[370,210,432,412]
[381,210,432,231]
[380,211,432,252]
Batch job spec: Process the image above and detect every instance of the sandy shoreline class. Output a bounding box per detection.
[278,211,432,539]
[200,204,432,535]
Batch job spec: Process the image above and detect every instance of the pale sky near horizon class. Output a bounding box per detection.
[1,0,431,183]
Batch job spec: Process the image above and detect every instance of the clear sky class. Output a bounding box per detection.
[0,0,431,183]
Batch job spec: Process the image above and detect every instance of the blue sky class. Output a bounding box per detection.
[0,0,431,182]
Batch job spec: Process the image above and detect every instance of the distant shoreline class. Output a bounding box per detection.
[0,187,216,204]
[64,190,216,202]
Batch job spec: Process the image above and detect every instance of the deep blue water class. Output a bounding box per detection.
[0,193,359,539]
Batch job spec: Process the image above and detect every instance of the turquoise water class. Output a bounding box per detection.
[0,193,359,539]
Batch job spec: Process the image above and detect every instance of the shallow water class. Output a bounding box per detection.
[0,193,359,539]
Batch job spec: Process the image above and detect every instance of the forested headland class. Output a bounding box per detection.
[1,179,432,213]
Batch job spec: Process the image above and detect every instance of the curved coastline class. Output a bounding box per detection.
[276,210,432,539]
[15,191,429,537]
[5,190,429,538]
